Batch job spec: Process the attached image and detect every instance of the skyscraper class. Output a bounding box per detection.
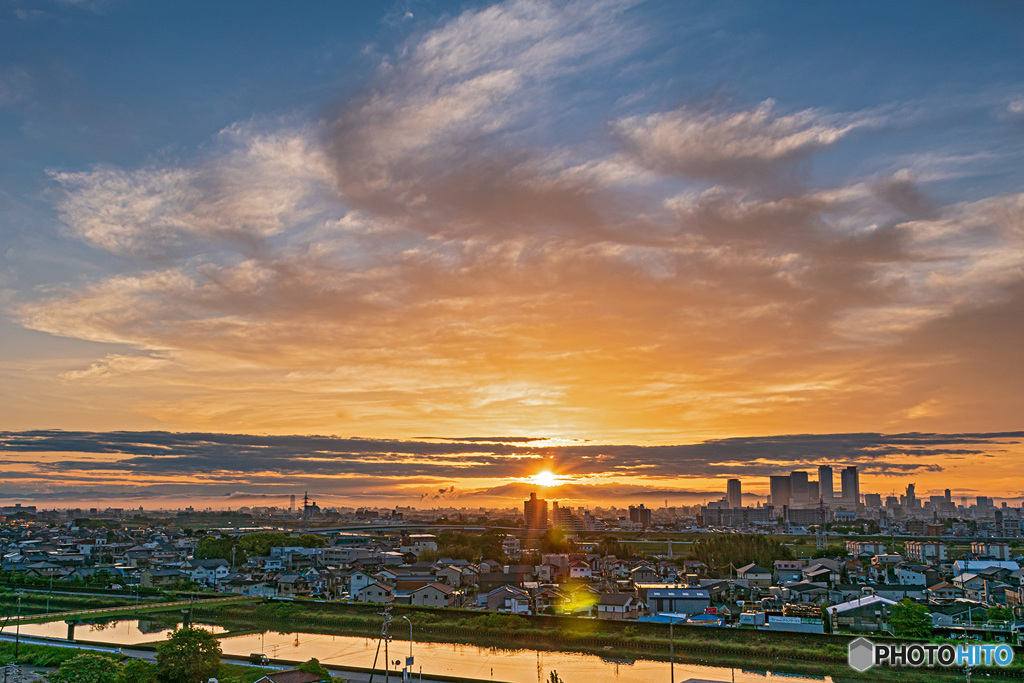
[727,479,742,509]
[905,483,917,510]
[818,465,834,502]
[524,492,548,530]
[840,466,860,506]
[769,475,791,509]
[789,471,809,506]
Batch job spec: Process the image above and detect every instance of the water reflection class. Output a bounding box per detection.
[4,619,832,683]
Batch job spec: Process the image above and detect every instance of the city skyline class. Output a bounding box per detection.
[2,2,1024,508]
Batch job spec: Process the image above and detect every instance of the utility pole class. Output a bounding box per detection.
[669,617,674,683]
[14,595,21,660]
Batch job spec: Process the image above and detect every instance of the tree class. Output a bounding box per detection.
[49,654,120,683]
[156,627,222,683]
[117,660,158,683]
[889,598,931,639]
[547,671,564,683]
[297,658,334,682]
[987,606,1011,623]
[690,534,792,572]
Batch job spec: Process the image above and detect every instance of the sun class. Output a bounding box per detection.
[530,470,561,487]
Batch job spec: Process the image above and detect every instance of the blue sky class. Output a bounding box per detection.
[1,0,1023,505]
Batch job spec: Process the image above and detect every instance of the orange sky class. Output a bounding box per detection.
[2,2,1024,508]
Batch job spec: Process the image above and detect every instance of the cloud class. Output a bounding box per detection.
[7,0,1024,447]
[615,100,867,185]
[51,124,335,255]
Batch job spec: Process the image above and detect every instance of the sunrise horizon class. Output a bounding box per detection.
[3,1,1024,517]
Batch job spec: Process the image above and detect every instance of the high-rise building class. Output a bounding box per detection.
[289,494,295,514]
[808,480,820,502]
[818,465,834,502]
[524,492,548,530]
[840,466,860,506]
[727,479,742,509]
[944,489,952,503]
[790,471,809,506]
[629,504,653,529]
[769,476,792,509]
[904,483,917,510]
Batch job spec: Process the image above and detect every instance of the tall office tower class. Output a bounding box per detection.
[841,466,860,506]
[628,504,653,529]
[944,489,951,503]
[789,471,809,506]
[289,494,295,514]
[808,480,820,502]
[524,492,548,530]
[905,483,917,510]
[769,475,792,509]
[818,465,834,502]
[727,479,743,509]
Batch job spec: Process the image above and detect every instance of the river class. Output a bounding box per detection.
[4,618,834,683]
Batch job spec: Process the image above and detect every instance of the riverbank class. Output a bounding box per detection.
[187,599,1024,682]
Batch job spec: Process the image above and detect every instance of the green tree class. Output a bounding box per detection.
[49,653,119,683]
[538,527,574,555]
[156,627,222,683]
[117,660,158,683]
[889,598,931,639]
[812,545,849,559]
[690,534,792,572]
[987,606,1011,623]
[297,658,334,681]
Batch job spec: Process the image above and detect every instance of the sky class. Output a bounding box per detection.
[1,0,1023,509]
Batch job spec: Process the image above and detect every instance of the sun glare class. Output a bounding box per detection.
[530,470,561,487]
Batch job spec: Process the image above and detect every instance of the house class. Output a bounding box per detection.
[434,565,464,588]
[736,563,772,589]
[774,559,806,584]
[411,582,455,607]
[182,558,230,586]
[568,560,592,580]
[929,603,978,628]
[596,593,644,620]
[356,581,394,604]
[275,572,310,597]
[897,564,940,586]
[140,568,184,587]
[630,565,658,584]
[926,582,963,602]
[643,587,711,616]
[344,569,376,596]
[399,534,438,556]
[484,585,531,614]
[826,595,898,633]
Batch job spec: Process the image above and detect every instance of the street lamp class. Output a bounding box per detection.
[401,616,414,682]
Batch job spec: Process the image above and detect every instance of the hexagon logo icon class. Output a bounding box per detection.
[848,637,875,672]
